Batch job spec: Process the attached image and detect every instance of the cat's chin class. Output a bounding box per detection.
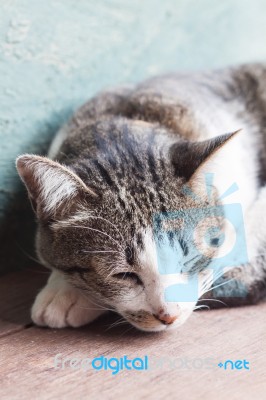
[124,318,182,333]
[122,312,192,333]
[127,321,168,333]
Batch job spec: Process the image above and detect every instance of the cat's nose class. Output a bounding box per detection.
[154,311,178,325]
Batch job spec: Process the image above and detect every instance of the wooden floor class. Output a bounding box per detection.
[0,269,265,400]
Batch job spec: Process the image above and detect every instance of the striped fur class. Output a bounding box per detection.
[16,63,266,331]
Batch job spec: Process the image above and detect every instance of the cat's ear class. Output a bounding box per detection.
[170,131,239,181]
[16,154,97,220]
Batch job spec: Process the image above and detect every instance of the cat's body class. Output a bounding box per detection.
[17,63,266,332]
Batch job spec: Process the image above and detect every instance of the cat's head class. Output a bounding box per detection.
[16,120,237,332]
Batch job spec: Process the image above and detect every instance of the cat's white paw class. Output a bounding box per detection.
[31,271,104,328]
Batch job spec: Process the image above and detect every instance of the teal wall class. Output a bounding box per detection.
[1,0,266,273]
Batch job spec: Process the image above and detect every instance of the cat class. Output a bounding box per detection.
[16,63,266,332]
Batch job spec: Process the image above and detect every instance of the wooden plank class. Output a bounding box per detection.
[0,269,47,337]
[0,302,265,400]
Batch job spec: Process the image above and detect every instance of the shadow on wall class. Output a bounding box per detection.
[0,186,39,275]
[0,109,71,276]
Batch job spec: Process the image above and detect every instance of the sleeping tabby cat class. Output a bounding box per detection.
[16,63,266,332]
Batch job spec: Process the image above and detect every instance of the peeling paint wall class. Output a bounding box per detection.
[1,0,266,273]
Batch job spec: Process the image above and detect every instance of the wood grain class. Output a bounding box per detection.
[0,271,265,400]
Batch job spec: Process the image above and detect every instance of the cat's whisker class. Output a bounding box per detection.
[210,278,235,292]
[105,263,134,280]
[81,250,120,254]
[75,305,109,312]
[71,224,124,252]
[108,317,125,326]
[119,325,135,337]
[86,215,125,243]
[199,269,227,294]
[15,243,43,265]
[78,290,115,313]
[105,318,128,331]
[193,305,210,311]
[197,298,228,306]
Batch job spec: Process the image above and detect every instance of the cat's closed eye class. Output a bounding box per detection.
[113,272,143,285]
